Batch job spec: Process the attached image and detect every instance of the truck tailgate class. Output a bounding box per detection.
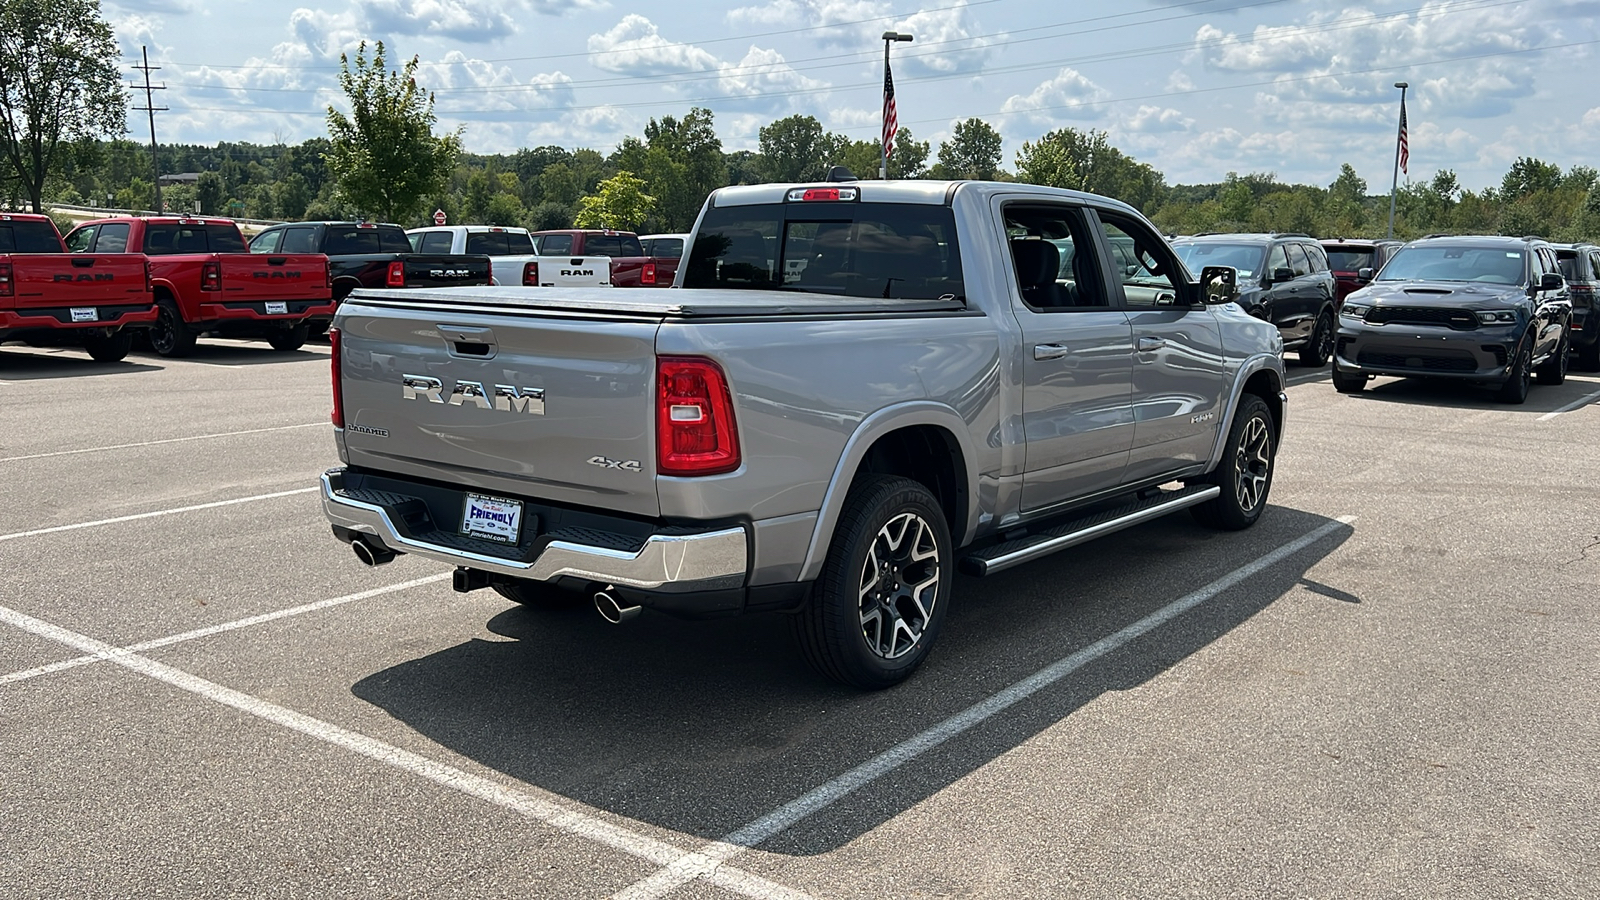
[339,299,663,517]
[220,253,329,301]
[6,254,149,308]
[403,254,492,287]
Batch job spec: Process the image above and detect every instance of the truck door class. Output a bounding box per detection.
[1003,202,1134,512]
[1089,212,1225,484]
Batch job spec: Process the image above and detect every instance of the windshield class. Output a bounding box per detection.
[1172,243,1264,279]
[1324,249,1375,272]
[684,201,964,300]
[1378,246,1526,284]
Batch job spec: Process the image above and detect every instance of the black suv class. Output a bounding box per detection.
[1332,235,1571,403]
[1171,233,1339,365]
[1321,238,1403,304]
[1553,242,1600,370]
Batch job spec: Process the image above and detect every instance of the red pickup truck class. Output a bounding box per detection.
[65,216,334,357]
[1,213,155,362]
[530,228,667,287]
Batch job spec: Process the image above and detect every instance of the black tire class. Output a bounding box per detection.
[1577,338,1600,372]
[1299,310,1334,367]
[791,475,952,690]
[1191,395,1276,531]
[81,331,133,363]
[492,580,586,610]
[1535,333,1568,385]
[1496,343,1532,404]
[268,323,308,352]
[149,298,196,358]
[1331,361,1368,393]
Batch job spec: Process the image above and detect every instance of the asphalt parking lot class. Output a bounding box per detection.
[3,341,1598,900]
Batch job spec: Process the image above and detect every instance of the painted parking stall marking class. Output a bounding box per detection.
[0,421,325,463]
[0,487,318,544]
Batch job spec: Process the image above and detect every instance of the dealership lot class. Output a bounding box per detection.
[2,344,1597,899]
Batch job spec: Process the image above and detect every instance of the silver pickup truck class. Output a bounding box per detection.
[321,180,1286,688]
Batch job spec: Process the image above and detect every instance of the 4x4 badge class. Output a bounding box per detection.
[587,455,642,473]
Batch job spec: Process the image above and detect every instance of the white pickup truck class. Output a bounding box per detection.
[406,225,610,288]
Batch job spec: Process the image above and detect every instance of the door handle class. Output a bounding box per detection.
[1137,336,1167,352]
[1033,343,1069,360]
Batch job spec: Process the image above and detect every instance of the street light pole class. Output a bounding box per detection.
[1387,81,1408,240]
[880,31,913,181]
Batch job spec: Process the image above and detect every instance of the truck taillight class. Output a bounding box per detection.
[522,261,538,286]
[657,357,740,476]
[145,260,153,294]
[329,326,344,428]
[201,261,221,291]
[0,263,11,297]
[386,261,405,287]
[642,261,657,285]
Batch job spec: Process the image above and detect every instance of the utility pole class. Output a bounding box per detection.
[131,46,167,213]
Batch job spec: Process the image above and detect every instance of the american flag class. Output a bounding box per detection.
[1398,95,1409,175]
[882,58,899,161]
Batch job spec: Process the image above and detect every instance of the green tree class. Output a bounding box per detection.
[196,172,225,216]
[934,118,1004,180]
[273,172,311,220]
[539,162,581,206]
[757,115,845,182]
[573,170,655,231]
[528,200,572,231]
[836,127,929,180]
[1500,157,1561,202]
[0,0,125,212]
[325,40,462,224]
[1014,128,1165,212]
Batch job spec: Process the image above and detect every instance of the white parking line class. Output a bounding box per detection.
[0,573,452,688]
[0,487,318,543]
[0,422,325,463]
[613,515,1358,900]
[1537,386,1600,421]
[0,602,814,900]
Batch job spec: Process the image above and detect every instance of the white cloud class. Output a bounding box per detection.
[889,2,999,76]
[726,0,887,47]
[361,0,520,41]
[1000,67,1111,126]
[1125,105,1194,133]
[712,45,829,113]
[587,15,719,75]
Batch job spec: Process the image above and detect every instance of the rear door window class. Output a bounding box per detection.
[1286,244,1312,277]
[250,230,283,254]
[64,226,96,253]
[0,220,64,252]
[281,227,318,254]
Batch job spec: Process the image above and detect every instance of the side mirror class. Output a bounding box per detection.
[1540,272,1564,291]
[1357,267,1375,282]
[1270,267,1295,284]
[1200,265,1238,305]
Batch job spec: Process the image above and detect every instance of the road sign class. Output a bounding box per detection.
[433,209,447,226]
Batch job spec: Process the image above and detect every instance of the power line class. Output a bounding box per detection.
[131,46,168,212]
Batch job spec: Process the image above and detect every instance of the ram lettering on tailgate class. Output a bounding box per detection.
[400,375,545,415]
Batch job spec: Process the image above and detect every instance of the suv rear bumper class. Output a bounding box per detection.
[1335,322,1519,381]
[320,467,749,595]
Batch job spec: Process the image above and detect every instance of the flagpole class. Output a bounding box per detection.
[880,31,912,180]
[1387,81,1408,240]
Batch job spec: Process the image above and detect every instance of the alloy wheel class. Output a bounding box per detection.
[857,511,941,660]
[1233,416,1272,514]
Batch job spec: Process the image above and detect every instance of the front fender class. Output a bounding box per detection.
[1205,354,1286,471]
[797,401,981,583]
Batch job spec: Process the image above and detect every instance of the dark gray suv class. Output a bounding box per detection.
[1332,235,1571,403]
[1553,242,1600,370]
[1171,233,1339,366]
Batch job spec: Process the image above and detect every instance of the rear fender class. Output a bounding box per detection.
[797,401,980,583]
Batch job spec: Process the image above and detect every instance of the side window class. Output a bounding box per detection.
[1001,204,1107,311]
[281,227,318,254]
[421,231,455,254]
[1302,243,1328,272]
[1096,215,1184,309]
[540,234,573,255]
[1588,251,1600,281]
[65,226,96,253]
[1286,244,1312,277]
[1267,244,1290,277]
[250,230,283,254]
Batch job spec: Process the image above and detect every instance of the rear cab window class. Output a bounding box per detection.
[684,200,963,300]
[141,223,246,255]
[418,231,455,254]
[325,225,413,255]
[585,234,644,257]
[1324,248,1376,272]
[648,238,684,259]
[466,232,530,255]
[537,234,573,255]
[0,220,65,253]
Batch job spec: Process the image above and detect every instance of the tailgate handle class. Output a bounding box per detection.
[266,257,287,265]
[71,257,96,267]
[571,258,583,266]
[440,324,497,360]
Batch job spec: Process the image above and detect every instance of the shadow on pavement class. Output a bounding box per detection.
[351,506,1353,855]
[0,347,162,380]
[128,340,329,366]
[1344,371,1600,413]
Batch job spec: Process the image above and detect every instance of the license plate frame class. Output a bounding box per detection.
[69,307,97,323]
[460,492,524,544]
[264,301,289,315]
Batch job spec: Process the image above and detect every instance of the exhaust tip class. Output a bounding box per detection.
[352,537,396,567]
[594,590,642,624]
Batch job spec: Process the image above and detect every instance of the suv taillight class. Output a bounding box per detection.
[201,260,221,291]
[522,261,538,286]
[0,263,12,297]
[330,326,344,428]
[657,357,740,476]
[386,260,405,287]
[642,261,657,285]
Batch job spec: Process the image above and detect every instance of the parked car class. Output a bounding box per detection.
[249,221,492,334]
[319,179,1286,689]
[1170,233,1339,366]
[1,212,155,362]
[1320,238,1403,304]
[1332,235,1571,403]
[639,232,688,287]
[65,216,332,356]
[1553,242,1600,370]
[407,224,610,289]
[530,229,659,287]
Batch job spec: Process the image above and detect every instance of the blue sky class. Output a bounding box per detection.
[107,0,1600,191]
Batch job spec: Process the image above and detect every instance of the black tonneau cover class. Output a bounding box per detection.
[344,286,967,318]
